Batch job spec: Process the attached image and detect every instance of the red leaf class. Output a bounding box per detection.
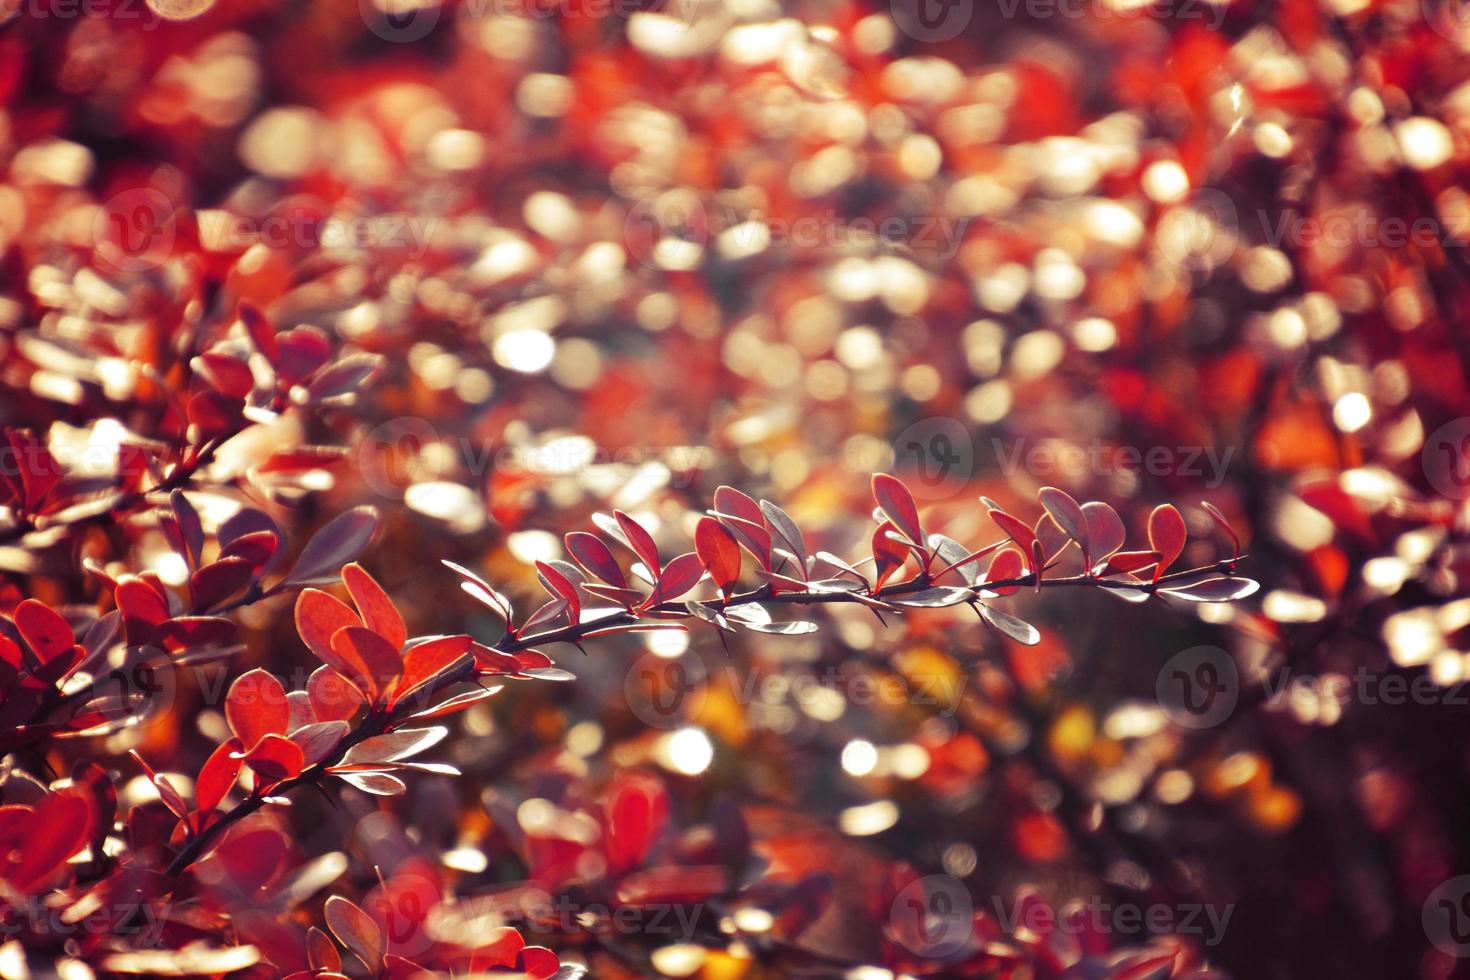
[614,511,661,575]
[114,576,170,643]
[239,732,305,784]
[307,927,341,973]
[1202,500,1241,560]
[238,301,277,360]
[443,560,513,621]
[1034,513,1070,564]
[1081,501,1126,563]
[225,669,289,750]
[534,561,582,623]
[1,788,93,893]
[564,531,626,587]
[5,429,61,513]
[604,770,669,875]
[988,508,1039,572]
[190,558,254,611]
[694,517,741,597]
[1147,504,1188,581]
[515,947,561,980]
[713,513,773,571]
[154,616,235,653]
[218,530,279,572]
[305,353,386,401]
[287,507,380,585]
[194,351,255,399]
[325,896,384,972]
[170,490,204,567]
[873,474,923,548]
[295,589,362,662]
[187,390,239,438]
[645,552,705,605]
[468,927,525,971]
[274,325,333,386]
[872,520,910,590]
[759,500,808,576]
[210,826,286,895]
[220,507,281,550]
[713,485,764,529]
[331,626,403,701]
[13,599,74,664]
[341,563,407,650]
[196,737,245,816]
[1103,550,1162,576]
[307,665,366,722]
[983,548,1025,595]
[1038,487,1087,549]
[391,635,472,709]
[291,720,349,765]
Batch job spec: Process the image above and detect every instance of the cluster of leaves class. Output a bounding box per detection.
[0,451,1257,977]
[4,0,1468,975]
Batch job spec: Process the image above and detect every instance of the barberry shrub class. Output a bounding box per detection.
[0,303,1258,978]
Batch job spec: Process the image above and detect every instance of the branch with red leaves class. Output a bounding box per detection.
[0,303,383,550]
[155,475,1256,882]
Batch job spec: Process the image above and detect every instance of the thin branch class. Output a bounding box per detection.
[163,557,1246,878]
